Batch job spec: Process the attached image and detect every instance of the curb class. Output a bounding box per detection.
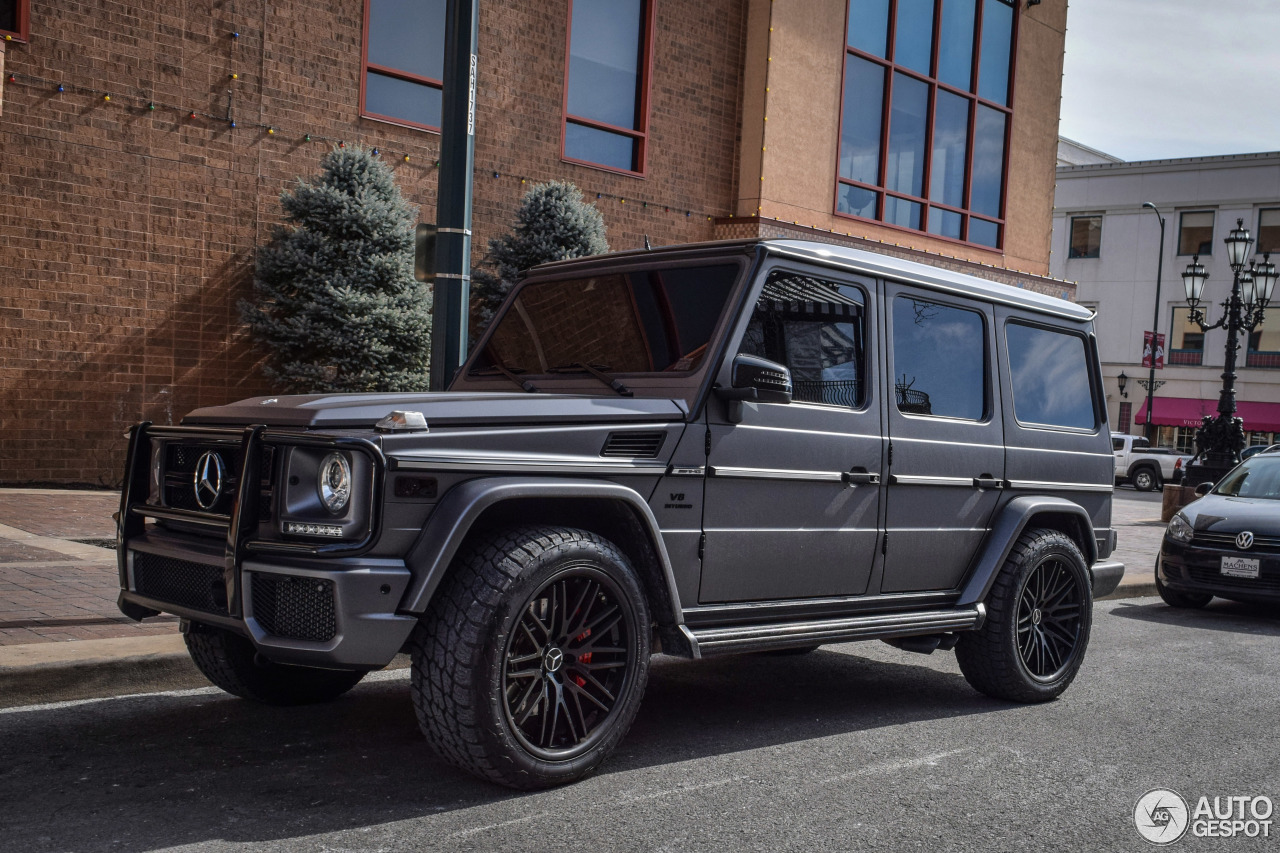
[0,637,413,709]
[1100,581,1157,601]
[0,635,203,709]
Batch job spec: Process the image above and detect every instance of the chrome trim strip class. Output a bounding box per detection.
[889,474,974,487]
[393,456,668,474]
[708,465,844,483]
[1005,480,1113,493]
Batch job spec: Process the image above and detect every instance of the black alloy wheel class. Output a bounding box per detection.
[1016,556,1084,681]
[956,528,1093,703]
[502,568,636,759]
[410,525,651,789]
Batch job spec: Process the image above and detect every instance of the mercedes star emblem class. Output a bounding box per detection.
[1236,531,1255,550]
[193,451,226,510]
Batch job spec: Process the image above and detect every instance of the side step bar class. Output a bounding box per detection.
[683,604,986,658]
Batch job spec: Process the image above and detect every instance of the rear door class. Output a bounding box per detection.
[881,283,1004,592]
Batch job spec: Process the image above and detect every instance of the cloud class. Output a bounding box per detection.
[1060,0,1280,160]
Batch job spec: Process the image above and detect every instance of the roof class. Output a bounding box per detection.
[530,238,1092,322]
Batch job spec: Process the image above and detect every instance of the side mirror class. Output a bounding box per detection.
[715,354,792,423]
[731,354,792,403]
[1194,481,1214,497]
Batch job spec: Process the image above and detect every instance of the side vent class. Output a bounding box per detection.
[601,431,666,459]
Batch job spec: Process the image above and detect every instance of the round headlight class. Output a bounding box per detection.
[317,452,351,514]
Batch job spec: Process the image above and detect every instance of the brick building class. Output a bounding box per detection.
[1,0,1070,483]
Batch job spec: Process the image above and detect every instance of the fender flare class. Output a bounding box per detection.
[956,496,1099,606]
[1127,460,1160,479]
[398,477,686,629]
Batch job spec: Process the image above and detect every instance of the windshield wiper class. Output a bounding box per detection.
[471,364,541,393]
[548,363,633,397]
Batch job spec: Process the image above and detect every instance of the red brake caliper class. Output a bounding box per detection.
[572,628,592,687]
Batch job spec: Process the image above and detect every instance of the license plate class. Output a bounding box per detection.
[1221,556,1260,578]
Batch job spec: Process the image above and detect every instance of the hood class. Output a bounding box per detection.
[1182,494,1280,534]
[181,392,689,430]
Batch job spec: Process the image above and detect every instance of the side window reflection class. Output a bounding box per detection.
[739,271,866,408]
[892,295,986,419]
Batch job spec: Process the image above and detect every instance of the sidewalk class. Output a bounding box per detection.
[0,488,1165,706]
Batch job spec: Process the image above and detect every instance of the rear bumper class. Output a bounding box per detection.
[1090,559,1125,598]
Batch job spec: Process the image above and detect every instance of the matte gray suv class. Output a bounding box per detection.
[117,239,1123,788]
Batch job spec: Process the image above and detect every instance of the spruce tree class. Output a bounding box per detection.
[242,146,432,393]
[471,181,609,325]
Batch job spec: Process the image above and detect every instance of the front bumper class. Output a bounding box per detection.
[116,422,415,669]
[1159,538,1280,603]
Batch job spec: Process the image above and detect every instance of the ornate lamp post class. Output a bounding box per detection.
[1180,218,1280,485]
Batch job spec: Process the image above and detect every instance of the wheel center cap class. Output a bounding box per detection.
[543,647,564,673]
[1031,609,1043,625]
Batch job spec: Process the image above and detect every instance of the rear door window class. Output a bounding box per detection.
[891,295,986,420]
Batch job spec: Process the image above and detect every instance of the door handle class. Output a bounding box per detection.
[843,469,881,486]
[973,476,1005,490]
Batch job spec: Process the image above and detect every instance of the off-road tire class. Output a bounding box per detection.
[409,525,651,790]
[956,528,1092,703]
[184,626,365,705]
[1132,466,1161,492]
[1155,571,1212,609]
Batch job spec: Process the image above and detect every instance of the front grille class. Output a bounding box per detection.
[601,431,666,458]
[251,572,337,642]
[132,551,228,615]
[161,442,274,521]
[1185,564,1280,593]
[1191,531,1280,553]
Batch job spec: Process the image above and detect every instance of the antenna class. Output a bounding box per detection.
[644,235,652,250]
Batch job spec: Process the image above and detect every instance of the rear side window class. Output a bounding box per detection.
[892,295,986,420]
[738,271,866,408]
[1005,323,1096,430]
[1112,437,1124,451]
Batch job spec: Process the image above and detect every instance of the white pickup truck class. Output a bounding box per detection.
[1112,433,1192,491]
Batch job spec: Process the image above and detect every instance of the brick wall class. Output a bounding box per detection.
[0,0,746,484]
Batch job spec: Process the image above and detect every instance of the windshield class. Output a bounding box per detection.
[1215,456,1280,500]
[473,263,740,376]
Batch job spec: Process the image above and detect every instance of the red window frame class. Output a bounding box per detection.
[1,0,30,42]
[833,0,1019,250]
[560,0,656,177]
[359,0,443,133]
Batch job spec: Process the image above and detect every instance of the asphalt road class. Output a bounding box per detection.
[2,597,1278,852]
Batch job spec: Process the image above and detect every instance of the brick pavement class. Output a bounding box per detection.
[0,489,177,645]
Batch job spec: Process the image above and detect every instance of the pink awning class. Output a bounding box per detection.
[1135,396,1280,433]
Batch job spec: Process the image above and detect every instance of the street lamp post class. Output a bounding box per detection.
[1140,202,1166,445]
[1180,218,1280,485]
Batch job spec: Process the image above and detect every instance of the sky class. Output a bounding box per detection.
[1059,0,1280,162]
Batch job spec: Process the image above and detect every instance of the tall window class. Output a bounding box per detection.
[361,0,446,131]
[1169,306,1203,366]
[837,0,1017,248]
[1257,208,1280,254]
[562,0,654,175]
[1178,211,1214,256]
[1,0,29,41]
[1068,215,1102,258]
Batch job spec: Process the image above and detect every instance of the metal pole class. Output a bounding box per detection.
[1217,269,1243,436]
[1141,202,1165,444]
[429,0,479,391]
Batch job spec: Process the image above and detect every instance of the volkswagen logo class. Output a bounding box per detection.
[1237,531,1255,550]
[193,451,226,510]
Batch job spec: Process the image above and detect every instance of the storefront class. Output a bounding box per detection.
[1136,397,1280,451]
